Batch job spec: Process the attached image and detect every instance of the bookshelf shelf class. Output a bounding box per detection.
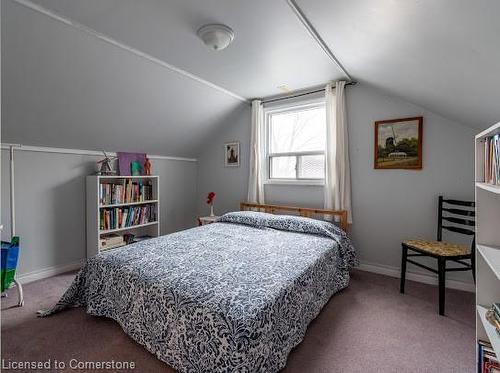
[99,221,159,235]
[86,175,160,257]
[476,182,500,195]
[478,245,500,281]
[477,305,500,357]
[100,200,159,209]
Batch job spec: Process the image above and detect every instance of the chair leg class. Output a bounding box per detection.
[400,244,408,294]
[438,258,446,316]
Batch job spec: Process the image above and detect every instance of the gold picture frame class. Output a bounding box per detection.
[374,117,423,170]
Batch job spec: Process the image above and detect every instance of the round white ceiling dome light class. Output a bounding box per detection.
[197,24,234,51]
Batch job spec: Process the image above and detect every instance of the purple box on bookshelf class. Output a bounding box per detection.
[117,152,146,176]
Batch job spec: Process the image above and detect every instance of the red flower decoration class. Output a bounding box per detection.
[206,192,216,205]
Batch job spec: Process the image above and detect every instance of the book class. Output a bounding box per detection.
[99,234,125,251]
[484,135,500,185]
[479,340,500,373]
[493,303,500,318]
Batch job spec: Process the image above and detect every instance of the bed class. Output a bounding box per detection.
[40,203,357,372]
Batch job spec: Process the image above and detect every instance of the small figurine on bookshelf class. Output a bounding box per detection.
[130,161,142,176]
[144,157,152,175]
[96,151,117,175]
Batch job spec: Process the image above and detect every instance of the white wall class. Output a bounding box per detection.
[196,83,476,284]
[0,149,198,278]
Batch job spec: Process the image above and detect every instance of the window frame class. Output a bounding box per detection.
[263,99,326,186]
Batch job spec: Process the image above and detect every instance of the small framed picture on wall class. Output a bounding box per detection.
[224,142,240,167]
[374,116,423,170]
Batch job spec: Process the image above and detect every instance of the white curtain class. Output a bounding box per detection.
[324,81,353,223]
[247,99,265,204]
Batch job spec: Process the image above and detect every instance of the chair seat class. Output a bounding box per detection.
[402,239,470,257]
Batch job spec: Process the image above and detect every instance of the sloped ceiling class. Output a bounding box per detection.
[1,0,241,158]
[2,0,499,158]
[27,0,348,99]
[296,0,500,128]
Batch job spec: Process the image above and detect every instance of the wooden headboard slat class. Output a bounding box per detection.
[239,202,348,232]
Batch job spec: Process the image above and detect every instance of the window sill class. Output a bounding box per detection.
[264,179,325,186]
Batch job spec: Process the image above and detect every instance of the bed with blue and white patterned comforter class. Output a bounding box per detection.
[40,211,357,372]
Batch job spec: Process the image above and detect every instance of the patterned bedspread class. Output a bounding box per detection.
[40,212,357,372]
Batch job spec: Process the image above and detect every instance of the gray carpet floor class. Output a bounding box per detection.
[1,270,475,372]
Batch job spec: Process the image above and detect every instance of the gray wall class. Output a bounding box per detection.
[197,103,251,216]
[196,83,476,283]
[2,0,242,158]
[0,149,197,277]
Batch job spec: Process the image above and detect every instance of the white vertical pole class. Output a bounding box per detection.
[8,145,23,306]
[10,145,15,237]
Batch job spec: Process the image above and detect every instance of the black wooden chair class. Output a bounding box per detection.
[400,196,475,316]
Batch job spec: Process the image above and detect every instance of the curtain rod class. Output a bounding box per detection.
[262,81,357,105]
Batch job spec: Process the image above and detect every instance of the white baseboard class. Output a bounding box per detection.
[17,260,84,284]
[356,261,475,293]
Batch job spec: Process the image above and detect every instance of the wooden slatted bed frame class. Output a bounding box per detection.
[240,202,348,233]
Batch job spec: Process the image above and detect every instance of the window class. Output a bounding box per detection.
[265,101,326,183]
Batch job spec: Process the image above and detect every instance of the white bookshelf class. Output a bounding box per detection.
[86,175,160,257]
[475,121,500,358]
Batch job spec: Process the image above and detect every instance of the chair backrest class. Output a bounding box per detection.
[437,196,475,252]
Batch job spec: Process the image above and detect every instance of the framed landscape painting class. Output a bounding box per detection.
[374,116,423,170]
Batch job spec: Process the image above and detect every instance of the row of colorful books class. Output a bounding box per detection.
[478,340,499,372]
[484,134,500,185]
[99,205,156,231]
[99,180,154,205]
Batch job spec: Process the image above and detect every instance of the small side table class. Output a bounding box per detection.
[198,216,219,226]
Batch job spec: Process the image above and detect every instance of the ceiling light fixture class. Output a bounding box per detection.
[197,24,234,51]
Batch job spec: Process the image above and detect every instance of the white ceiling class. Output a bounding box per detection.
[3,0,500,157]
[28,0,347,98]
[296,0,500,128]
